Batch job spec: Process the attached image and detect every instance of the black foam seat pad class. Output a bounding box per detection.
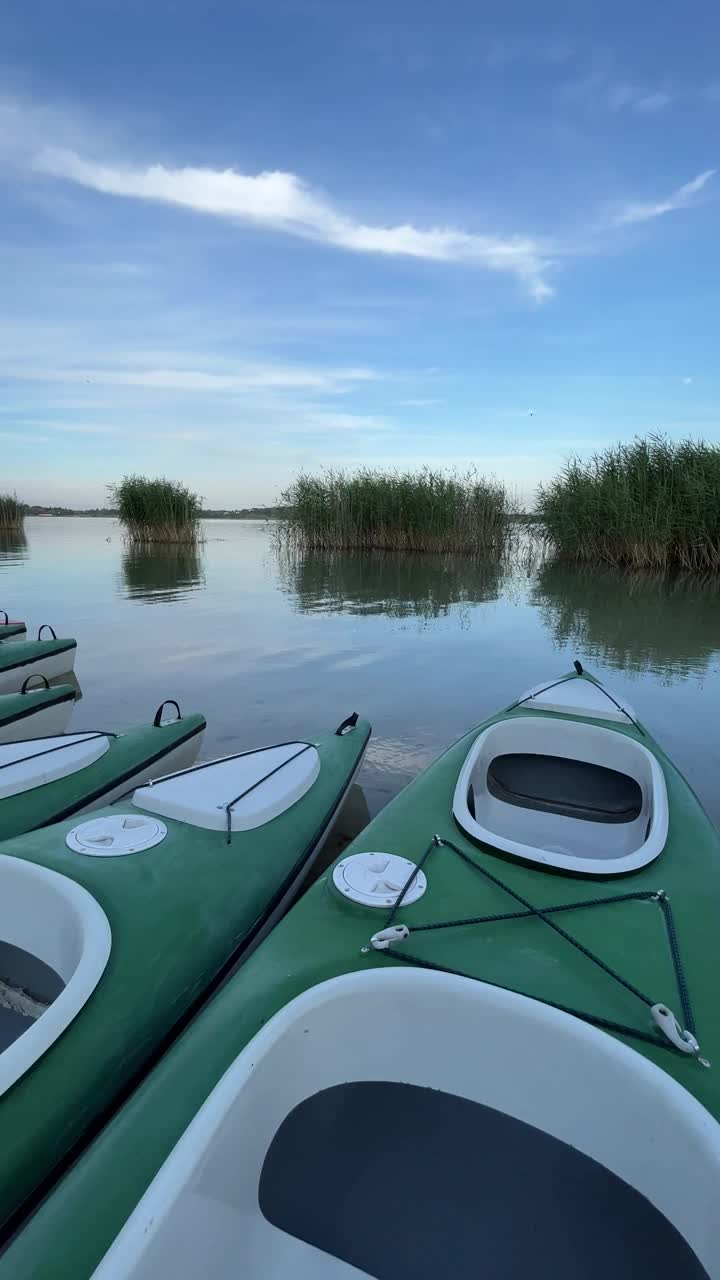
[259,1081,706,1279]
[486,753,643,824]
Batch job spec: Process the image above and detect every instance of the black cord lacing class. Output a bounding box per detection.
[374,834,698,1055]
[507,669,646,737]
[224,743,312,844]
[0,731,114,774]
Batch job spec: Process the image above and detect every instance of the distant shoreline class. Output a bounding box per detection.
[24,508,290,520]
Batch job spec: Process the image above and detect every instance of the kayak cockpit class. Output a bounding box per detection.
[132,742,321,833]
[454,713,668,875]
[0,855,110,1096]
[0,733,110,800]
[91,970,718,1279]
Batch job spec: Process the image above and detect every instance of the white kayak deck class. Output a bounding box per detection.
[0,733,110,801]
[133,742,321,832]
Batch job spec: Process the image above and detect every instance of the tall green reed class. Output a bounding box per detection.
[111,476,203,545]
[536,435,720,572]
[0,494,24,531]
[279,467,510,555]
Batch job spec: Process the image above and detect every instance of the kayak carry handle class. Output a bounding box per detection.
[21,674,50,694]
[574,659,584,675]
[335,712,359,736]
[154,699,182,727]
[38,624,57,640]
[0,611,7,625]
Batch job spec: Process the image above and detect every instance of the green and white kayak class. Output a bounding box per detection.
[4,672,718,1280]
[0,711,369,1241]
[0,680,76,745]
[0,614,26,643]
[0,628,77,695]
[0,703,206,841]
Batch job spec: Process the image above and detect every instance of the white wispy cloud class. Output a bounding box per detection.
[633,91,673,113]
[610,170,716,227]
[30,147,554,302]
[18,420,117,434]
[562,73,673,114]
[0,430,50,443]
[0,358,377,395]
[398,398,443,407]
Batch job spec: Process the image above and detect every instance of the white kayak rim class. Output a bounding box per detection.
[453,674,669,876]
[0,855,111,1097]
[92,968,720,1280]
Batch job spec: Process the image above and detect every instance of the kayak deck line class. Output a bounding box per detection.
[365,832,703,1061]
[509,661,646,735]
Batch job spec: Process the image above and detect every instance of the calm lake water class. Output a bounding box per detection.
[3,517,720,824]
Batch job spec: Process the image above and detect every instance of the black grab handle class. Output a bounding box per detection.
[38,624,57,641]
[574,659,584,675]
[21,674,50,694]
[0,611,7,625]
[335,712,359,736]
[154,699,182,727]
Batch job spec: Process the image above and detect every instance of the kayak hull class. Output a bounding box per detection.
[4,679,720,1278]
[0,715,370,1239]
[0,686,76,745]
[0,625,26,643]
[0,715,207,841]
[0,640,77,695]
[93,969,720,1280]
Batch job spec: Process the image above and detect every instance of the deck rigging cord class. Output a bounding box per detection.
[365,833,704,1062]
[508,664,646,737]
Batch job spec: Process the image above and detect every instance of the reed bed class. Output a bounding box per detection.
[536,435,720,572]
[279,468,510,555]
[111,476,202,545]
[0,494,24,531]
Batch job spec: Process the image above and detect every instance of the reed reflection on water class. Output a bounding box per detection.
[5,517,720,823]
[119,543,206,604]
[0,530,29,570]
[533,562,720,678]
[276,547,506,621]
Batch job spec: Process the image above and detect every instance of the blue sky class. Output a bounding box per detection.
[1,0,718,507]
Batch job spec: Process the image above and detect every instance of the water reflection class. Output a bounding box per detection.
[534,562,720,677]
[0,529,29,569]
[277,548,504,620]
[119,543,206,603]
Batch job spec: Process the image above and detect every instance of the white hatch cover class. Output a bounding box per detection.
[519,677,637,724]
[0,732,110,801]
[67,814,168,856]
[333,853,427,907]
[132,743,321,833]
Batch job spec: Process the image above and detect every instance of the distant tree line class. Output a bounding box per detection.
[24,504,291,519]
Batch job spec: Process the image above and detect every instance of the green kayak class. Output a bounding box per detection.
[0,615,26,643]
[0,711,369,1243]
[0,629,77,695]
[0,704,206,841]
[0,680,76,744]
[4,672,718,1280]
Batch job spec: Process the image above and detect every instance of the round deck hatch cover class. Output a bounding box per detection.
[332,852,426,907]
[66,814,167,856]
